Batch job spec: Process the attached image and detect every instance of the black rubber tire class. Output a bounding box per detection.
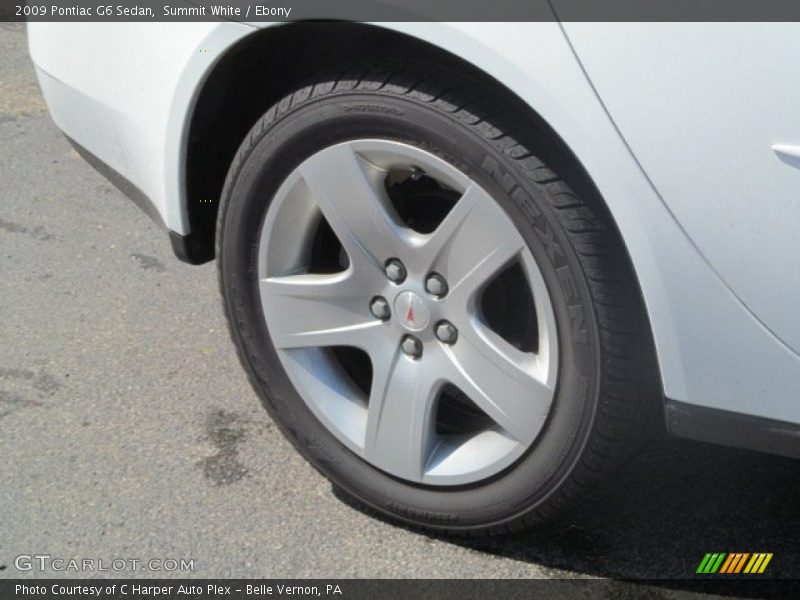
[217,63,659,535]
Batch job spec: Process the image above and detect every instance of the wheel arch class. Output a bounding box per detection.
[180,21,667,408]
[182,23,598,264]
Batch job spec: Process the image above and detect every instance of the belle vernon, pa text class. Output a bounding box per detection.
[16,584,343,596]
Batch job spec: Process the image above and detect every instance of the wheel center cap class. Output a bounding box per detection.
[394,291,431,332]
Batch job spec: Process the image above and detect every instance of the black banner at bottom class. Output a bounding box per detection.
[3,579,800,600]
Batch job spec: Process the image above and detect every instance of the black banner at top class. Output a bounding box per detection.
[4,0,800,22]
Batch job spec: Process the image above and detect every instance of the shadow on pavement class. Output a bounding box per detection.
[336,430,800,594]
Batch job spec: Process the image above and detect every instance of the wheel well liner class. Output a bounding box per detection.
[185,22,599,264]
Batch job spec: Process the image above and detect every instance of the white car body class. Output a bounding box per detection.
[28,19,800,457]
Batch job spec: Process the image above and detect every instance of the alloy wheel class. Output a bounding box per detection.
[257,139,558,486]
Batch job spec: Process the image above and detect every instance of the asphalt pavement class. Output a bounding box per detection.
[2,22,799,590]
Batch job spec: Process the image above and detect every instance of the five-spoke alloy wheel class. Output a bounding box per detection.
[218,65,655,534]
[258,140,558,485]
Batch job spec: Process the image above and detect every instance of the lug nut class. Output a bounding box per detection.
[401,335,423,358]
[384,258,407,284]
[370,297,391,321]
[425,272,448,298]
[435,320,458,344]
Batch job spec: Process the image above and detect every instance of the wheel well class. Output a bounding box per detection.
[185,22,607,265]
[185,20,665,436]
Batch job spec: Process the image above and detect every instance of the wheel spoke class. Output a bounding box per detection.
[440,325,554,445]
[260,272,382,350]
[420,184,525,300]
[364,347,438,480]
[299,144,407,271]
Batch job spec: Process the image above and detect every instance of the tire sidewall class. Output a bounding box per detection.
[219,91,600,530]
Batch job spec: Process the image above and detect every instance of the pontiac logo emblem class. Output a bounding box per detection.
[395,291,430,332]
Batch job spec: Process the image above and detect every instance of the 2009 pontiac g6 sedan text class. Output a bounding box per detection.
[28,18,800,534]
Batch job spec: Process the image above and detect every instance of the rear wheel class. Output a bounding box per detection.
[217,65,656,534]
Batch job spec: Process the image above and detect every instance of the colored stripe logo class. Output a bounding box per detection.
[696,553,773,574]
